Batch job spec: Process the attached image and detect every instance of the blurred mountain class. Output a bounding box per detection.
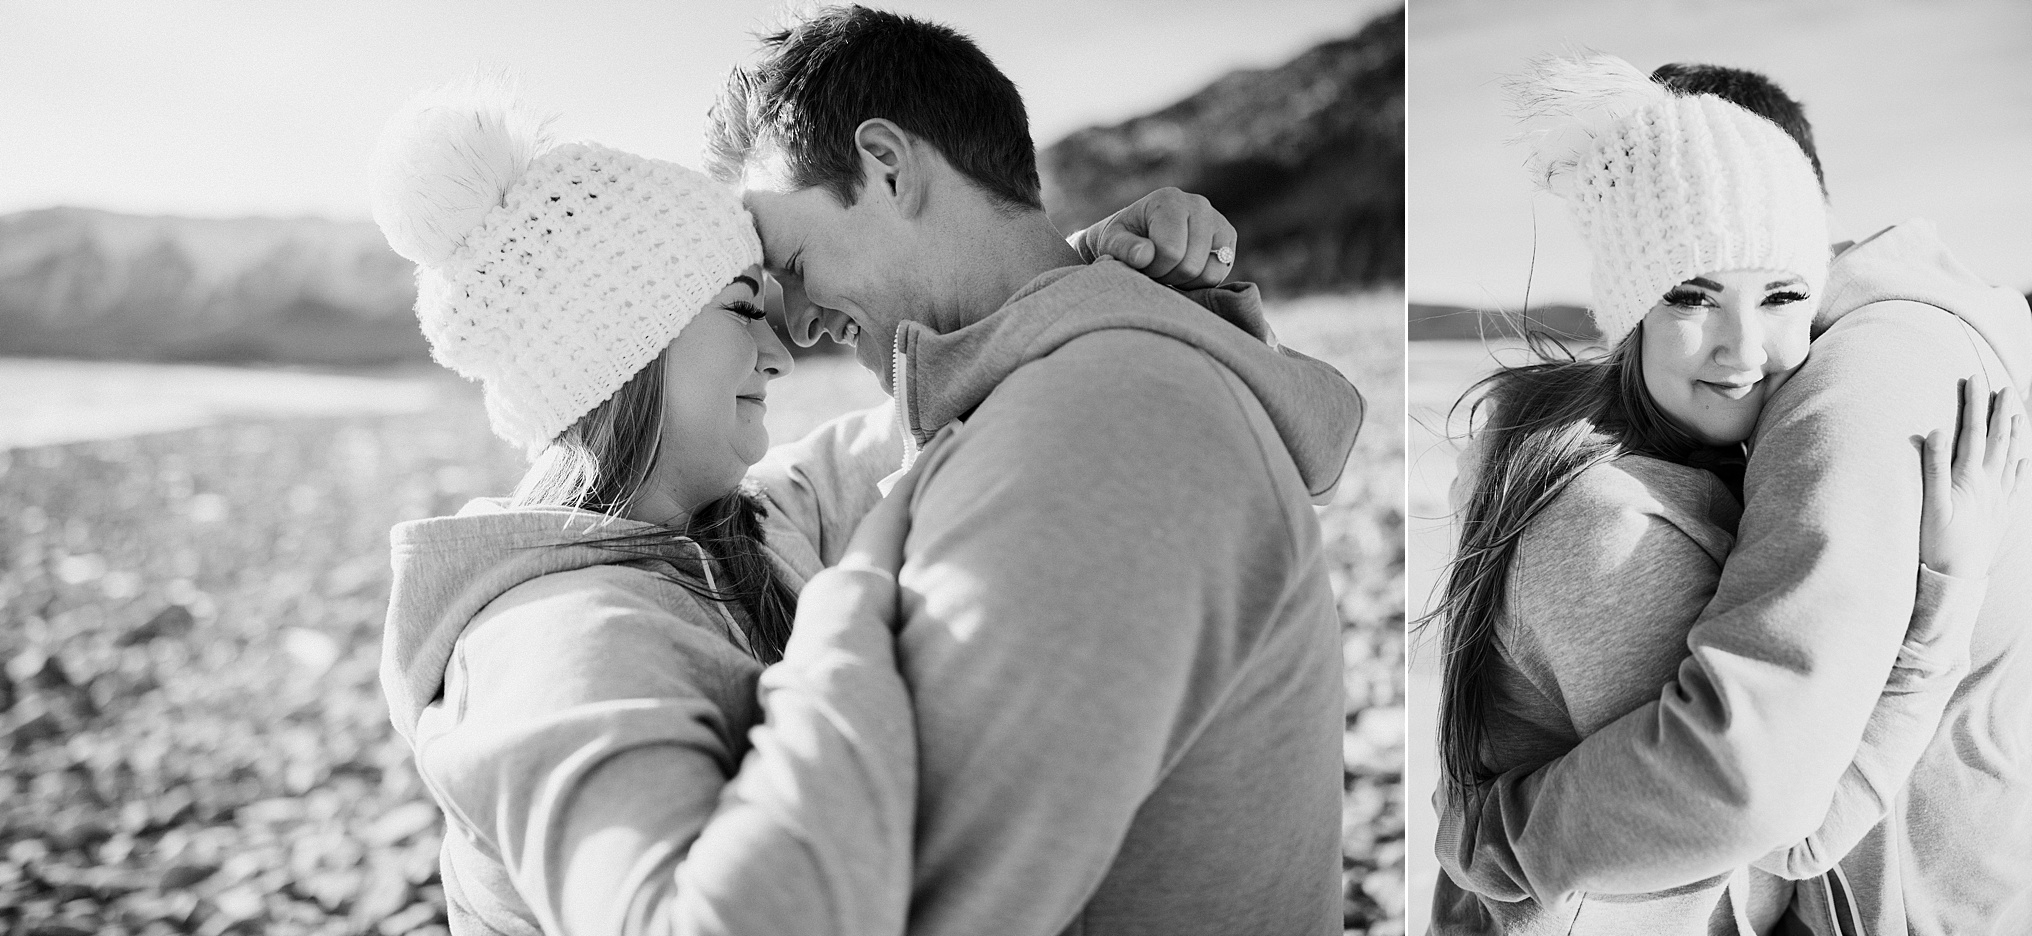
[0,207,426,365]
[1041,5,1403,297]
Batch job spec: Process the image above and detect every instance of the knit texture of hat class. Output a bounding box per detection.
[1509,54,1829,346]
[371,78,762,455]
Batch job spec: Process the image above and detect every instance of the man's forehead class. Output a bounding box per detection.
[740,189,801,268]
[733,148,801,265]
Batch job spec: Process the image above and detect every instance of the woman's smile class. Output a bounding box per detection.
[1696,376,1762,401]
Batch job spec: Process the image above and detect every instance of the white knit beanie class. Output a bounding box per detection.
[369,75,763,455]
[1508,53,1828,346]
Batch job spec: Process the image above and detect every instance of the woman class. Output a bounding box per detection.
[1425,54,2024,934]
[369,79,1258,935]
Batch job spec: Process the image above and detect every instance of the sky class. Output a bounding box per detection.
[1409,0,2032,305]
[0,0,1392,222]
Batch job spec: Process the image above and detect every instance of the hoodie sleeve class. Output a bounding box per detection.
[420,565,913,936]
[1753,566,1987,879]
[1440,302,1983,901]
[749,402,904,568]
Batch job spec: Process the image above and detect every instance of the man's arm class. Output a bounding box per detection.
[1446,303,1981,900]
[894,331,1307,935]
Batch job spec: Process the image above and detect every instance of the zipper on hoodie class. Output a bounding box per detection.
[878,326,921,498]
[893,330,920,469]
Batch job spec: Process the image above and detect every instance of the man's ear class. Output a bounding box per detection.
[853,118,928,218]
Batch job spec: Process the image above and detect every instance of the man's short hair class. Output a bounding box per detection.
[705,5,1042,212]
[1651,62,1826,195]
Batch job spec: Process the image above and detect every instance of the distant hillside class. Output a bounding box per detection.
[1041,6,1403,297]
[0,208,426,365]
[0,208,425,365]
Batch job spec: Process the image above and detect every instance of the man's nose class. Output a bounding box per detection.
[774,277,825,348]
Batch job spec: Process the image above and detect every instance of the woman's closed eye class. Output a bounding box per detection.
[725,300,767,321]
[1762,289,1811,307]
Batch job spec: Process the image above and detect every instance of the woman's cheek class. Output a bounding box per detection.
[1771,326,1812,373]
[1642,314,1704,378]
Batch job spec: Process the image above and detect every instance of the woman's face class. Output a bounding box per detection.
[653,265,794,511]
[1639,268,1816,446]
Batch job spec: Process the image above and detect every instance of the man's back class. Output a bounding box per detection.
[890,265,1354,935]
[1779,223,2032,935]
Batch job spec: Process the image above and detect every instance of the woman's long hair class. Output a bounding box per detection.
[511,352,798,663]
[1424,324,1713,799]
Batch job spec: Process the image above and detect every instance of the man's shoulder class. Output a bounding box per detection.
[1775,299,1980,428]
[987,327,1253,429]
[1013,260,1210,316]
[931,329,1294,510]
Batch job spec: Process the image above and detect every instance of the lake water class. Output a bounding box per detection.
[0,357,449,450]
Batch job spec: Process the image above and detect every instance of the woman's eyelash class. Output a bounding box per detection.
[726,300,767,321]
[1764,290,1811,306]
[1663,290,1710,308]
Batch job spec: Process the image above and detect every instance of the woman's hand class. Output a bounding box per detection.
[1072,187,1238,288]
[837,459,928,588]
[1919,375,2026,577]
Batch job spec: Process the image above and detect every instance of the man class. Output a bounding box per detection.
[707,7,1365,935]
[1438,62,2032,936]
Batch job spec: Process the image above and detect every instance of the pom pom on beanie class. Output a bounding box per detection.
[371,73,553,268]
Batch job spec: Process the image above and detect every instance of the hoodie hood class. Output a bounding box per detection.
[889,260,1364,500]
[1819,219,2032,390]
[380,499,731,744]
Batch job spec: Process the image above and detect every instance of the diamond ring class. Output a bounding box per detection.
[1212,245,1235,265]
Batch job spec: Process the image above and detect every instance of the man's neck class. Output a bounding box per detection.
[926,207,1083,333]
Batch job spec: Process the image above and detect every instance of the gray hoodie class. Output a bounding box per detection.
[382,501,915,935]
[1437,220,2032,936]
[875,260,1364,936]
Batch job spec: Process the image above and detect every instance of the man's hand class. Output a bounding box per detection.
[1072,187,1237,289]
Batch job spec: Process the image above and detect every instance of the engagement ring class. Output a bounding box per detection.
[1213,245,1234,265]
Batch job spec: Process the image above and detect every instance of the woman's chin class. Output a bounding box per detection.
[1689,420,1754,448]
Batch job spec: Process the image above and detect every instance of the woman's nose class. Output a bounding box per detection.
[1712,306,1768,371]
[755,318,795,379]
